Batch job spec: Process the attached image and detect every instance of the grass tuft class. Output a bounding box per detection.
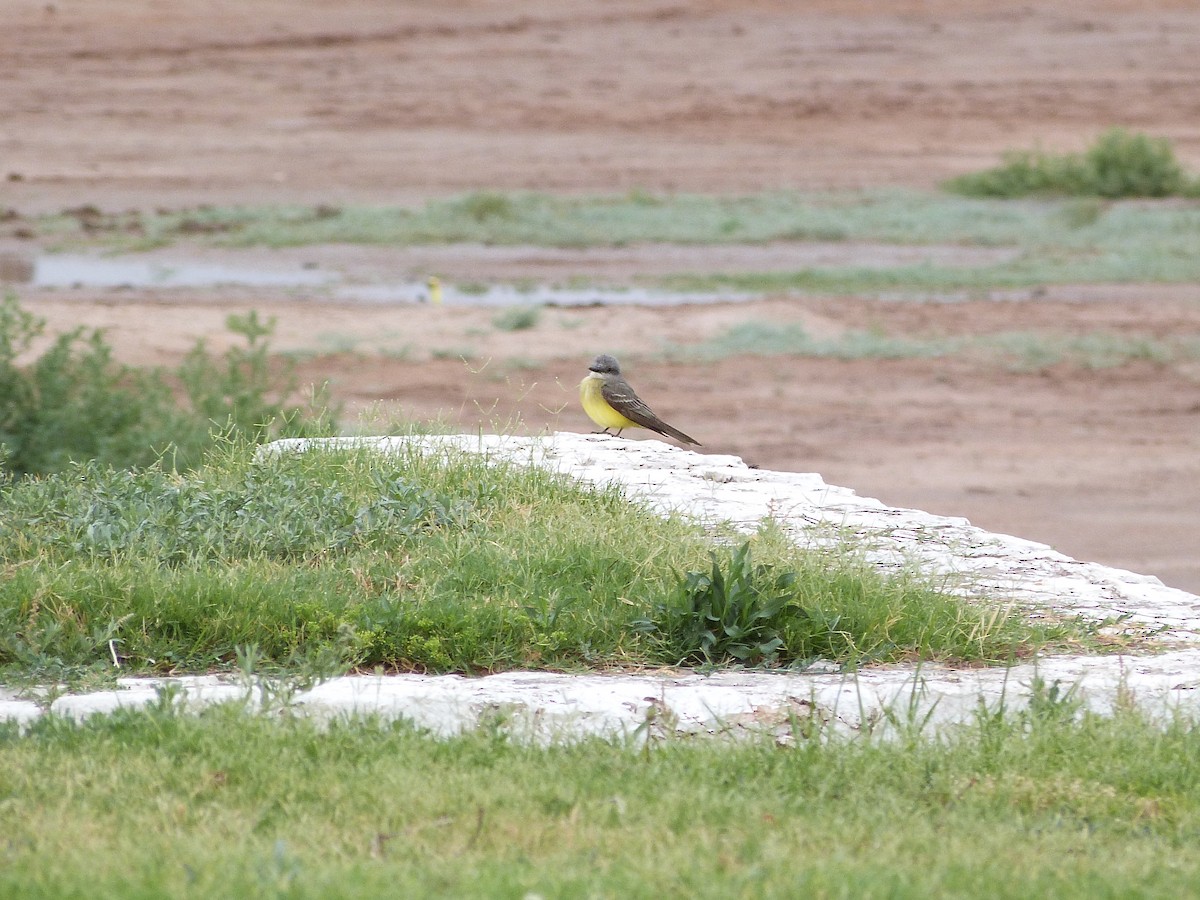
[455,191,517,223]
[491,305,542,332]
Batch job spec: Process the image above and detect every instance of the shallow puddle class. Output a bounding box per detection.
[30,251,739,306]
[33,254,334,290]
[25,238,1020,307]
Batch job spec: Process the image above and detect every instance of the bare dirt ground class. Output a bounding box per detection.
[3,1,1199,592]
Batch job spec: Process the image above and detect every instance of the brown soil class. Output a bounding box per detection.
[3,1,1199,592]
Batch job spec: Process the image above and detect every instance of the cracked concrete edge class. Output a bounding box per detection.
[6,651,1200,742]
[6,432,1200,738]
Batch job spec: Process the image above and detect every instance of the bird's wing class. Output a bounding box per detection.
[600,378,665,429]
[601,377,700,445]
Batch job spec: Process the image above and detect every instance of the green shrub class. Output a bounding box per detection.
[944,149,1088,198]
[0,295,334,477]
[0,295,181,475]
[945,128,1199,198]
[1085,128,1189,197]
[174,309,334,456]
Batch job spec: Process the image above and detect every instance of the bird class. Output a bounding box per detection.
[579,354,700,446]
[427,275,442,306]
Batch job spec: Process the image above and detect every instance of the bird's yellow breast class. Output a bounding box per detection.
[579,374,637,429]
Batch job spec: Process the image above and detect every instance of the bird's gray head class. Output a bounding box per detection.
[588,354,621,375]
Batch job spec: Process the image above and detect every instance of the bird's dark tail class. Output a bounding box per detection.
[652,422,700,446]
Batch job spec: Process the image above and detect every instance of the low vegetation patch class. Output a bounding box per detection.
[0,444,1094,685]
[34,191,856,250]
[490,304,542,332]
[0,295,333,477]
[26,186,1200,253]
[668,320,1200,370]
[28,186,1200,293]
[667,321,951,362]
[945,128,1200,199]
[3,693,1200,897]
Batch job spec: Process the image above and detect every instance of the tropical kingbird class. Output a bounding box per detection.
[579,354,700,445]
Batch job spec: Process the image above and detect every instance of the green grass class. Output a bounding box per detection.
[972,330,1192,371]
[668,321,1200,369]
[0,444,1095,685]
[649,220,1200,293]
[32,188,1200,294]
[29,188,1199,251]
[455,281,491,296]
[4,692,1200,897]
[36,191,859,250]
[667,322,951,362]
